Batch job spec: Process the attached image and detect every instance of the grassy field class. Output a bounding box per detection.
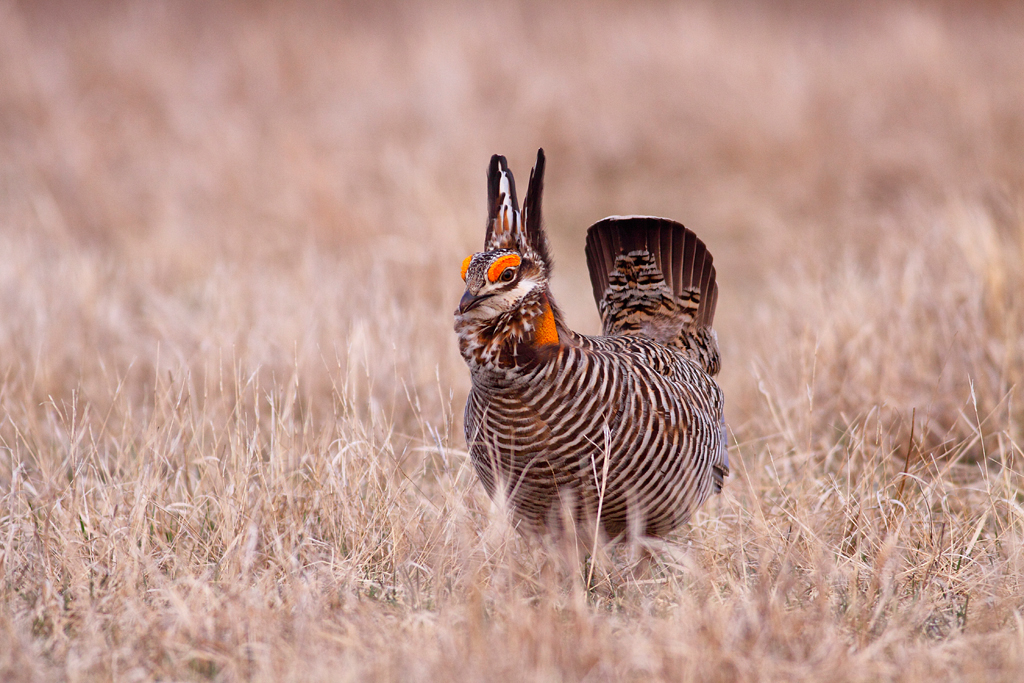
[2,0,1024,680]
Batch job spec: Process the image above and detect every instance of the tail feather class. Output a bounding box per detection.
[698,251,715,328]
[584,216,720,373]
[706,276,719,330]
[659,227,675,293]
[585,228,607,310]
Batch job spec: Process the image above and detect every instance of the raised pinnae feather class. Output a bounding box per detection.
[485,155,522,252]
[484,150,552,271]
[522,149,552,270]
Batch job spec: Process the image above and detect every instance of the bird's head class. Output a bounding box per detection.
[455,148,552,322]
[454,149,562,353]
[456,248,548,320]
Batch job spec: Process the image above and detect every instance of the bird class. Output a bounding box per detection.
[454,148,728,540]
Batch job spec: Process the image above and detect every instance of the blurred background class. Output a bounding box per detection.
[1,0,1022,432]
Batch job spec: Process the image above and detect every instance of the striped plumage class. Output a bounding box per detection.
[454,149,727,540]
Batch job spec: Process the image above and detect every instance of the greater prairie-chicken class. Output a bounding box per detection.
[454,149,727,540]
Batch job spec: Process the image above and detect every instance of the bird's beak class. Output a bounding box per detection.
[458,290,490,314]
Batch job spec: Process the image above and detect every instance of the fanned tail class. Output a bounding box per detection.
[584,216,720,375]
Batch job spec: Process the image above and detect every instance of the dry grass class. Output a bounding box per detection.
[2,0,1024,680]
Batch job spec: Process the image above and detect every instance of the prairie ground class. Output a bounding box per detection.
[2,1,1024,680]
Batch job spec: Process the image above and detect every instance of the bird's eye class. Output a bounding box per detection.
[500,268,515,282]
